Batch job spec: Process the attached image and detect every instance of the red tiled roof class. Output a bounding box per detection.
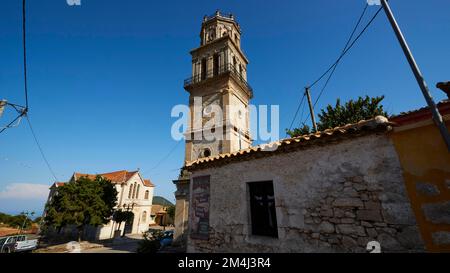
[143,179,155,187]
[185,116,392,171]
[389,100,450,126]
[74,170,139,184]
[54,170,154,187]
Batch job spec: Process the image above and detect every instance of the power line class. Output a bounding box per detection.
[142,141,181,175]
[302,5,383,126]
[0,112,26,134]
[313,3,369,108]
[286,93,306,136]
[22,0,29,109]
[150,167,183,177]
[25,115,59,182]
[0,0,29,135]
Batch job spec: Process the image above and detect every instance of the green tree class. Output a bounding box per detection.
[112,209,134,235]
[0,212,32,230]
[166,205,175,220]
[286,95,388,137]
[44,176,118,242]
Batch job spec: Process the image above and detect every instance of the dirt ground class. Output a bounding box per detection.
[0,226,38,237]
[34,241,105,253]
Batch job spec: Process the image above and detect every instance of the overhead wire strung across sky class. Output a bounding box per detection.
[1,0,59,182]
[286,93,306,135]
[142,140,182,175]
[312,3,370,108]
[0,0,29,134]
[288,4,384,131]
[25,115,59,181]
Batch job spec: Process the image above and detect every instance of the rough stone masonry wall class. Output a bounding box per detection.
[187,134,425,253]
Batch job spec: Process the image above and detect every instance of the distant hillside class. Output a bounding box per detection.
[152,196,174,206]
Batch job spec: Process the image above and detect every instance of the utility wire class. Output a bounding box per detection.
[286,93,306,136]
[312,3,369,108]
[25,115,59,182]
[142,141,181,174]
[0,112,26,134]
[302,5,383,126]
[22,0,29,109]
[151,167,183,177]
[0,0,29,135]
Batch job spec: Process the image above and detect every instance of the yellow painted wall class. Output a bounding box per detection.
[390,120,450,252]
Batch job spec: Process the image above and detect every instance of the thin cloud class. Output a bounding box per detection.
[0,183,50,200]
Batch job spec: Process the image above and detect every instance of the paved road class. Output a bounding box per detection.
[82,241,139,253]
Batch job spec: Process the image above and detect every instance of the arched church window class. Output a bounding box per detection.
[142,211,147,222]
[132,182,137,199]
[135,184,140,199]
[144,190,149,200]
[128,184,133,199]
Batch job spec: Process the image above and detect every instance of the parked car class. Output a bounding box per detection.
[159,230,174,250]
[0,235,38,253]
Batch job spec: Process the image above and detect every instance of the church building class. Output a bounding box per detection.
[46,170,155,240]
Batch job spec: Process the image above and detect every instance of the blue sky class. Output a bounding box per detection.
[1,0,449,216]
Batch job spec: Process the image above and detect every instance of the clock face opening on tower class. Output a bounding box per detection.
[203,148,211,158]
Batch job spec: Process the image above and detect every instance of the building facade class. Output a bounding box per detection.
[46,170,155,240]
[389,100,450,252]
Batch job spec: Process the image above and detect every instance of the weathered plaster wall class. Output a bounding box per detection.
[187,134,425,252]
[173,179,190,246]
[390,120,450,252]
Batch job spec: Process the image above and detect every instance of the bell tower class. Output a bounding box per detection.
[183,10,253,162]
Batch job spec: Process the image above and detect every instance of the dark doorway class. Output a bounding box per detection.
[124,213,134,234]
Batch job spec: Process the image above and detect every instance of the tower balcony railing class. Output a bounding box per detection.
[184,63,253,93]
[203,11,235,22]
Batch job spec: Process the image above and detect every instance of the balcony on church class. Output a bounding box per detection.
[183,63,252,93]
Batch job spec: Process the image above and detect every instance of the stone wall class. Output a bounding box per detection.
[187,134,425,252]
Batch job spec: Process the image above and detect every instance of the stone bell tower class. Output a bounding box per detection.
[183,10,253,162]
[173,11,253,246]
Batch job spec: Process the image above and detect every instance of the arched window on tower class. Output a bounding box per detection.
[201,58,207,80]
[142,211,147,222]
[213,53,219,76]
[144,190,149,200]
